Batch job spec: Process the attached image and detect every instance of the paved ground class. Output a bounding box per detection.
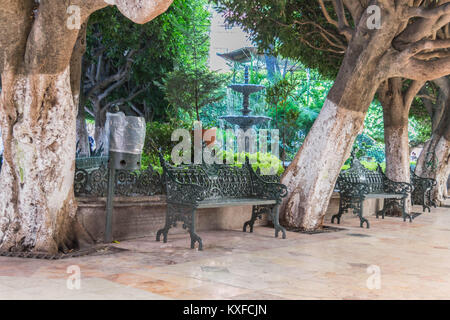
[0,201,449,300]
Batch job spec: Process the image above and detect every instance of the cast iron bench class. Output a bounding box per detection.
[410,168,437,212]
[156,155,288,250]
[331,156,413,228]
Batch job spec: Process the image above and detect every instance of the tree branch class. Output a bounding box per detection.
[404,80,426,108]
[318,0,353,41]
[402,56,450,80]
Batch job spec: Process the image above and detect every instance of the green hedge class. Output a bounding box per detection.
[342,161,416,172]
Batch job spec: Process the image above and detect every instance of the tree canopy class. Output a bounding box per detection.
[84,0,210,122]
[214,0,344,78]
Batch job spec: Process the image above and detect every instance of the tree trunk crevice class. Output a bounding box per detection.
[0,68,79,253]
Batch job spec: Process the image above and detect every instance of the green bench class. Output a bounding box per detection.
[411,168,437,212]
[332,155,413,228]
[156,155,288,250]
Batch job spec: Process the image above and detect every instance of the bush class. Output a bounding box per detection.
[142,121,189,173]
[221,151,284,176]
[342,161,416,172]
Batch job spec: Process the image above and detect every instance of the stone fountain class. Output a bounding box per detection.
[220,66,271,131]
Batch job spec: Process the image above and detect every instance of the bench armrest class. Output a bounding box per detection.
[415,178,436,192]
[253,179,288,202]
[384,178,413,195]
[244,157,288,202]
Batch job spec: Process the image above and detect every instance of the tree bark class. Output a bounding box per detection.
[0,68,78,252]
[76,108,91,158]
[72,23,90,158]
[94,107,108,155]
[416,103,450,204]
[280,20,399,229]
[0,0,173,253]
[377,79,424,214]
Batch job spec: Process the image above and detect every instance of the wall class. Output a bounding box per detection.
[76,193,384,243]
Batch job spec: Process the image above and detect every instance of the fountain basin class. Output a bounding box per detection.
[219,115,271,130]
[228,84,265,95]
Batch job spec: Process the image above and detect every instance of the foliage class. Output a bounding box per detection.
[409,114,432,147]
[266,76,301,161]
[158,68,228,122]
[341,161,416,172]
[216,151,284,175]
[213,0,343,79]
[156,0,227,123]
[354,134,386,163]
[262,68,333,161]
[142,120,190,172]
[86,0,210,122]
[362,101,385,143]
[363,99,432,147]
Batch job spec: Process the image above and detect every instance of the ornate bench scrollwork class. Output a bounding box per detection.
[410,168,437,212]
[332,155,414,229]
[157,154,288,250]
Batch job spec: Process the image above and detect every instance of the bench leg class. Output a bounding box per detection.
[357,200,370,229]
[401,197,412,223]
[189,209,203,251]
[427,190,437,210]
[156,205,174,243]
[376,206,386,220]
[272,205,286,239]
[156,204,203,250]
[243,206,260,233]
[331,197,347,225]
[421,192,431,213]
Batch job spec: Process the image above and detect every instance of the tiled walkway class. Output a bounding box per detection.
[0,201,449,300]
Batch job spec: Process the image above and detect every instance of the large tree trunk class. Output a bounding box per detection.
[377,79,424,214]
[380,79,410,185]
[0,68,78,252]
[416,105,450,205]
[279,7,409,230]
[280,29,401,229]
[0,0,173,253]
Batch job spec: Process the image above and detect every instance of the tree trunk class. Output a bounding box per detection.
[73,24,90,159]
[76,106,90,158]
[0,68,78,253]
[279,15,403,229]
[0,0,173,253]
[416,105,450,204]
[280,64,385,229]
[94,108,108,155]
[377,78,422,215]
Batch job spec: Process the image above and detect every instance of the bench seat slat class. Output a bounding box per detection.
[197,198,277,209]
[365,193,404,199]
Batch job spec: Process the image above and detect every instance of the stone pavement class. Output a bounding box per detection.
[0,201,449,300]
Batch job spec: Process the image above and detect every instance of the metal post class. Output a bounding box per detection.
[105,162,115,243]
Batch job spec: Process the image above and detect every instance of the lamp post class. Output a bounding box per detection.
[104,110,146,243]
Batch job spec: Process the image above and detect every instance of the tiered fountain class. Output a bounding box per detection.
[220,65,271,131]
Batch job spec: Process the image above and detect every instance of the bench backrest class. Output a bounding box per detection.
[163,162,255,200]
[339,158,385,193]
